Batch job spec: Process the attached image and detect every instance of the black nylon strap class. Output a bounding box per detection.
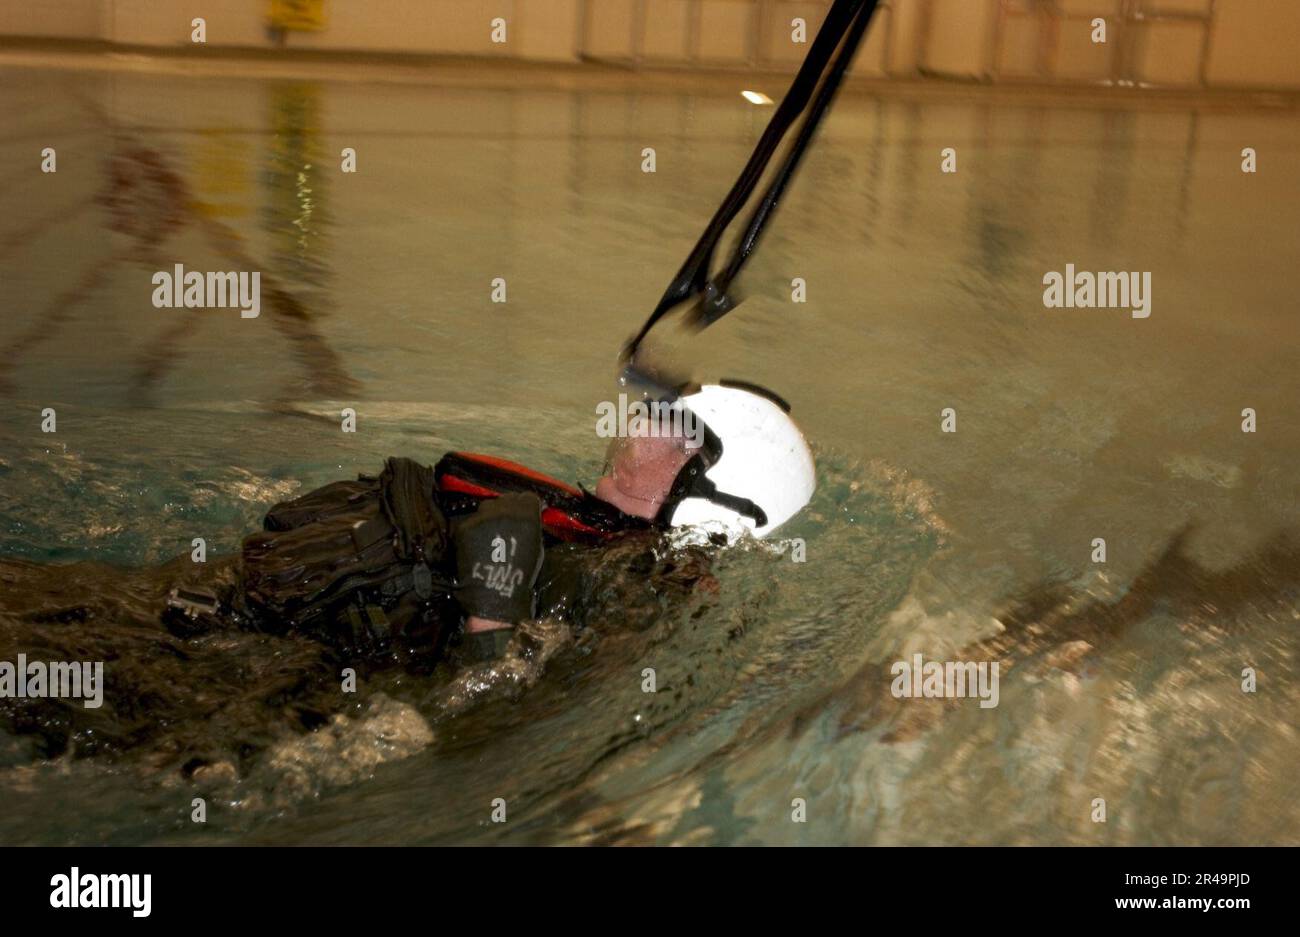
[694,0,878,325]
[622,0,879,367]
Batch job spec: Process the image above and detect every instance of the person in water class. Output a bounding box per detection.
[0,382,814,770]
[164,382,816,668]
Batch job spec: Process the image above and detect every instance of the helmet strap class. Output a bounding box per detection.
[655,453,769,529]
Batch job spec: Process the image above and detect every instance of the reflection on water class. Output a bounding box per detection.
[0,82,356,410]
[0,62,1297,844]
[262,82,331,299]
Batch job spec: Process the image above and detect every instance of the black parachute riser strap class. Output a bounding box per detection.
[626,0,868,356]
[704,0,879,313]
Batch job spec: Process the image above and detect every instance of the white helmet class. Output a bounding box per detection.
[665,382,815,540]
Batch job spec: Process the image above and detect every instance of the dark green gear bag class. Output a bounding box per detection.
[240,457,453,652]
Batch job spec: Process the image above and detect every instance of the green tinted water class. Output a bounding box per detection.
[0,61,1296,844]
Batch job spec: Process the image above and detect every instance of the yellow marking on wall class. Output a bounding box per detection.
[269,0,326,32]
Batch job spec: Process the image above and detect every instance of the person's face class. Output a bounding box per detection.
[594,432,694,521]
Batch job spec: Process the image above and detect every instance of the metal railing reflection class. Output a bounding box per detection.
[989,0,1216,87]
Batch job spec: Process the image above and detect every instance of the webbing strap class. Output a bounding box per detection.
[622,0,880,374]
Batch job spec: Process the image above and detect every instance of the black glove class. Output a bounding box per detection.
[452,493,544,625]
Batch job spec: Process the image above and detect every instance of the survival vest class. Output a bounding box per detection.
[237,454,648,654]
[241,457,454,651]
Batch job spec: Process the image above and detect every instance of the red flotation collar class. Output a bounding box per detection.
[434,452,649,543]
